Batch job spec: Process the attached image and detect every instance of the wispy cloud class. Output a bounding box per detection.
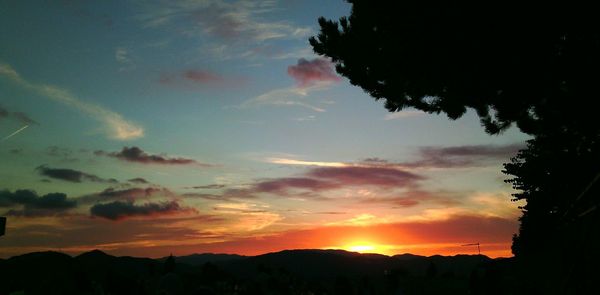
[384,110,425,120]
[0,63,144,140]
[115,47,135,71]
[191,165,425,202]
[266,157,347,167]
[399,144,524,169]
[159,69,243,88]
[185,184,226,189]
[267,143,524,170]
[137,0,310,41]
[241,83,330,112]
[241,57,340,112]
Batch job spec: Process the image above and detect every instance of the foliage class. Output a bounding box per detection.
[310,2,600,293]
[309,1,600,136]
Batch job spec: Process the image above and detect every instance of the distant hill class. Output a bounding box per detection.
[218,249,491,279]
[158,252,246,266]
[0,249,512,295]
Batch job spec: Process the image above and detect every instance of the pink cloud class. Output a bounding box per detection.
[307,166,423,188]
[287,58,341,87]
[183,70,222,83]
[159,69,245,89]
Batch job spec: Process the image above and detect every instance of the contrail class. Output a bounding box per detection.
[1,125,28,141]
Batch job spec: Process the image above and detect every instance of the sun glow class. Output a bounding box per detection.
[348,245,375,252]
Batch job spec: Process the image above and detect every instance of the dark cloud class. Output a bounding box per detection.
[0,214,224,257]
[0,189,77,217]
[287,58,341,87]
[90,200,195,221]
[212,206,267,214]
[80,187,170,203]
[95,146,209,166]
[254,177,338,194]
[190,166,424,201]
[251,167,422,196]
[412,144,524,168]
[36,165,118,184]
[44,146,80,162]
[185,184,226,189]
[0,105,38,125]
[307,166,423,188]
[359,190,461,208]
[128,177,149,184]
[181,192,243,202]
[362,143,524,169]
[9,148,23,154]
[46,146,71,157]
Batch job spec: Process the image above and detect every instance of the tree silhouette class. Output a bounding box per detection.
[164,254,176,274]
[311,1,600,293]
[310,1,600,137]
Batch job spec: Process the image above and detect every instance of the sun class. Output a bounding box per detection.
[347,244,376,253]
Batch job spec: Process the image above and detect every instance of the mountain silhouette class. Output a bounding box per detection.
[0,249,513,294]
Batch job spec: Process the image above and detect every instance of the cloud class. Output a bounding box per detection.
[240,57,341,112]
[0,189,77,217]
[384,110,425,120]
[115,47,135,71]
[183,70,222,83]
[95,146,210,166]
[36,165,118,184]
[358,190,461,208]
[405,144,525,169]
[241,84,329,112]
[0,105,38,125]
[183,192,224,200]
[129,213,517,257]
[0,63,144,140]
[198,165,425,201]
[0,214,225,257]
[159,69,240,88]
[185,184,226,189]
[287,58,340,87]
[268,144,523,171]
[134,0,310,63]
[90,200,196,221]
[292,115,316,122]
[137,0,310,42]
[266,157,347,167]
[128,177,149,184]
[79,187,170,203]
[364,144,524,170]
[253,177,339,194]
[307,166,423,188]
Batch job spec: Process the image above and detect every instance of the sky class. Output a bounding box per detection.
[0,0,530,259]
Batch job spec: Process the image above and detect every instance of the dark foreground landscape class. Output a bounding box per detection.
[0,249,516,295]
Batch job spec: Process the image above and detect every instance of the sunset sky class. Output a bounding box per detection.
[0,0,529,259]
